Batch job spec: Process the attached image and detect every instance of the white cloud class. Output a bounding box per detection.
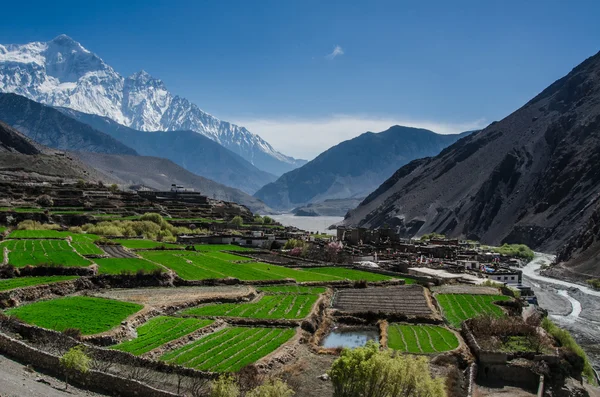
[326,45,344,59]
[234,115,487,160]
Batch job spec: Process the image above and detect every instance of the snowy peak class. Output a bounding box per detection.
[0,35,305,175]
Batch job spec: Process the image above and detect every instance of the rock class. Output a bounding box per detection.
[319,373,330,381]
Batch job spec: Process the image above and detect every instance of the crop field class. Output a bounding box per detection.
[160,326,295,372]
[203,251,252,261]
[257,285,327,295]
[95,258,162,274]
[303,267,398,282]
[387,324,460,353]
[7,296,142,335]
[0,276,77,291]
[113,239,183,250]
[333,285,433,316]
[193,244,253,252]
[1,239,91,267]
[112,316,213,355]
[436,293,511,327]
[71,241,104,256]
[8,230,99,241]
[183,294,319,319]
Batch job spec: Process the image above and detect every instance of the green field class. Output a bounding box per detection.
[1,240,91,267]
[95,258,162,274]
[436,294,511,327]
[257,285,327,295]
[387,324,460,353]
[113,239,183,250]
[7,296,142,335]
[71,241,104,256]
[193,244,253,252]
[0,226,7,234]
[303,267,395,282]
[204,251,252,261]
[183,294,319,320]
[8,230,100,241]
[112,316,213,355]
[0,276,77,291]
[160,327,295,372]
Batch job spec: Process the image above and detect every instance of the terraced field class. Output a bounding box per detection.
[0,276,77,291]
[387,324,460,353]
[113,239,183,250]
[7,296,142,335]
[1,240,91,267]
[95,258,163,274]
[71,241,104,256]
[333,285,432,315]
[8,230,100,241]
[183,294,319,319]
[304,267,398,282]
[436,293,511,327]
[193,244,253,252]
[257,285,327,295]
[160,327,295,372]
[112,316,213,355]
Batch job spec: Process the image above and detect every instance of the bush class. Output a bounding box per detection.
[109,183,119,193]
[16,220,61,231]
[36,194,54,207]
[542,318,596,384]
[210,375,240,397]
[263,216,274,225]
[253,215,264,224]
[491,243,534,261]
[230,216,244,227]
[587,279,600,290]
[420,232,446,241]
[328,341,446,397]
[247,378,294,397]
[60,345,90,390]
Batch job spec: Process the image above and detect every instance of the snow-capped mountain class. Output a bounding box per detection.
[0,35,305,175]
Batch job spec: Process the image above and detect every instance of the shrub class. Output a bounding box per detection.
[60,345,90,390]
[109,183,119,193]
[210,375,240,397]
[263,216,274,225]
[587,279,600,290]
[247,378,294,397]
[36,194,54,207]
[253,215,264,224]
[230,216,244,227]
[68,226,84,234]
[420,232,446,241]
[16,220,61,231]
[328,341,446,397]
[491,243,534,261]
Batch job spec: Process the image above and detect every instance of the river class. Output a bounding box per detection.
[270,214,342,235]
[521,253,600,377]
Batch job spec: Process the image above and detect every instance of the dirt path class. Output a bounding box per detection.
[0,354,107,397]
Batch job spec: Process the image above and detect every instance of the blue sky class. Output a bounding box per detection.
[2,0,599,159]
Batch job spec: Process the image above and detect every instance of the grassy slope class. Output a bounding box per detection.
[0,276,77,291]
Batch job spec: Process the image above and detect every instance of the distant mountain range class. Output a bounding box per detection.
[254,126,470,210]
[343,50,600,269]
[0,34,306,175]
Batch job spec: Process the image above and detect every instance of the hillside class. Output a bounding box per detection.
[58,108,277,194]
[343,51,600,259]
[0,120,106,182]
[0,93,137,155]
[254,126,469,210]
[74,152,273,214]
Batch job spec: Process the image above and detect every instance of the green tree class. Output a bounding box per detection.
[247,378,294,397]
[262,216,274,225]
[109,183,119,193]
[59,345,91,390]
[253,215,264,224]
[75,179,86,189]
[230,216,244,227]
[210,375,240,397]
[328,342,446,397]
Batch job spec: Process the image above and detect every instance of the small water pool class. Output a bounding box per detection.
[321,328,379,349]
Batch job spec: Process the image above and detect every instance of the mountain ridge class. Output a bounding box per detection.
[254,125,470,210]
[0,34,305,175]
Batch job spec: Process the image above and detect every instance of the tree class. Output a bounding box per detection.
[262,216,274,225]
[210,375,240,397]
[231,216,244,227]
[75,179,86,189]
[36,194,54,207]
[247,378,294,397]
[109,183,119,193]
[253,215,264,224]
[59,345,91,390]
[328,342,446,397]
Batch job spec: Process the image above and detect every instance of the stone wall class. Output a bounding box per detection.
[0,332,178,397]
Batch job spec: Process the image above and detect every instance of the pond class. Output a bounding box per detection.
[321,328,380,349]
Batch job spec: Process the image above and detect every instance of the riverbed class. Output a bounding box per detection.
[270,214,342,235]
[522,253,600,375]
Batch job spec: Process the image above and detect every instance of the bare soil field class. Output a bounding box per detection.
[431,285,501,295]
[99,245,138,259]
[332,285,433,316]
[89,285,255,307]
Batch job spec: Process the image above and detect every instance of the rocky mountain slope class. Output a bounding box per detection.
[0,120,106,182]
[0,93,137,155]
[0,34,305,175]
[74,152,273,214]
[58,107,277,194]
[254,126,469,210]
[343,50,600,257]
